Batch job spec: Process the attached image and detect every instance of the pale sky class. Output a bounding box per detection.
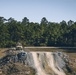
[0,0,76,23]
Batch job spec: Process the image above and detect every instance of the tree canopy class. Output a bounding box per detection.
[0,16,76,47]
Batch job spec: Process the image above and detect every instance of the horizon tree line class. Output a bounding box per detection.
[0,16,76,47]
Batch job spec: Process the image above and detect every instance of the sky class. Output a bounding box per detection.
[0,0,76,23]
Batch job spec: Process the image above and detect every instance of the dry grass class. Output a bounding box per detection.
[65,52,76,72]
[24,48,64,52]
[0,48,76,74]
[66,53,76,58]
[0,48,8,58]
[0,48,76,57]
[1,62,35,75]
[24,48,76,53]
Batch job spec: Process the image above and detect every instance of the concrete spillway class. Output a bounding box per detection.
[46,52,66,75]
[25,51,66,75]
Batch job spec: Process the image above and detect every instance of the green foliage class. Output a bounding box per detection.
[0,16,76,47]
